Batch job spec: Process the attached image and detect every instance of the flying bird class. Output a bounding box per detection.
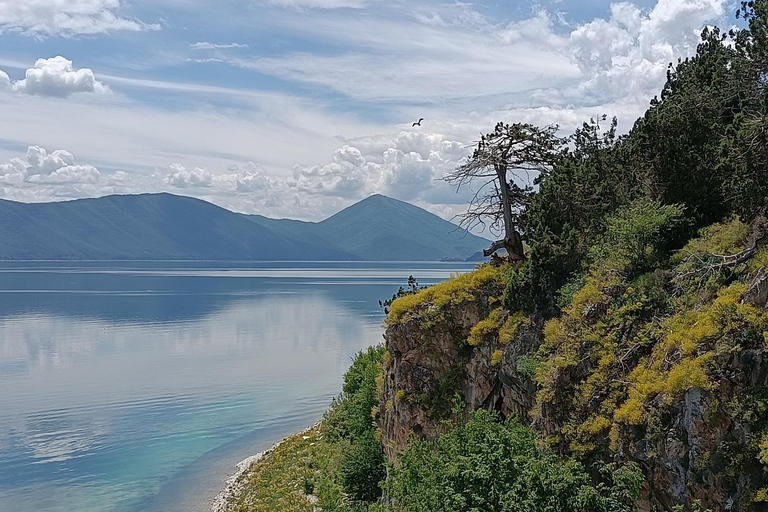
[412,118,424,127]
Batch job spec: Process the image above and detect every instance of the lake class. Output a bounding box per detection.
[0,261,475,512]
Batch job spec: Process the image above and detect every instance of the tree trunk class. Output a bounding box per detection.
[491,164,526,262]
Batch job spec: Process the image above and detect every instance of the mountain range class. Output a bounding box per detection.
[0,193,488,261]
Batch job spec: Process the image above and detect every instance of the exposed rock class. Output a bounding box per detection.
[380,292,539,462]
[380,284,768,511]
[606,347,768,510]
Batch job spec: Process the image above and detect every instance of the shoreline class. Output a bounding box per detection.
[209,423,320,512]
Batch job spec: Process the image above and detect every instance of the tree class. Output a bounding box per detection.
[718,1,768,220]
[512,116,645,316]
[622,26,738,228]
[445,122,564,262]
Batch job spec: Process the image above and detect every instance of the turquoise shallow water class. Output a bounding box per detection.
[0,261,474,512]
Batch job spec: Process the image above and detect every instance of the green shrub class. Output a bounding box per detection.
[516,353,541,379]
[318,345,387,509]
[341,432,386,503]
[588,199,686,276]
[385,410,642,512]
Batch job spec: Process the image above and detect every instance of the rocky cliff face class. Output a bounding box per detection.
[379,269,768,511]
[614,338,768,511]
[379,281,540,462]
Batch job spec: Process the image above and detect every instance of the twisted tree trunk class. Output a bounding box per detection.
[482,165,526,262]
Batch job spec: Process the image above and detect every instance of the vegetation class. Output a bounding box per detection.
[229,3,768,510]
[385,264,505,326]
[221,426,320,512]
[379,275,426,315]
[385,410,643,512]
[222,346,387,512]
[228,348,643,512]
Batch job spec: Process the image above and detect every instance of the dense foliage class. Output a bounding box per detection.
[492,3,768,319]
[320,345,388,508]
[222,347,388,512]
[385,410,642,512]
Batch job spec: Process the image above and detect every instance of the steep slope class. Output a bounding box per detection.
[0,194,357,260]
[318,194,487,261]
[380,217,768,511]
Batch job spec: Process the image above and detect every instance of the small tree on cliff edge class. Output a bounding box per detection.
[445,122,564,262]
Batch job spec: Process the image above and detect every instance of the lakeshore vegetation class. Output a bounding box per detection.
[221,3,768,510]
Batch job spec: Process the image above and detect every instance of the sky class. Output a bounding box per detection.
[0,0,737,225]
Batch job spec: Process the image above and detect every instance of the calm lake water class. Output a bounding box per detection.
[0,261,474,512]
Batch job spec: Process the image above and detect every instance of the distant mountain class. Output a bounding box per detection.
[0,194,355,261]
[249,194,489,261]
[0,193,488,261]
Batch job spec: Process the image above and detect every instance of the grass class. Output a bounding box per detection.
[222,427,320,512]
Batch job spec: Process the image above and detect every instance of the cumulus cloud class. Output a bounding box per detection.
[567,0,727,103]
[14,57,110,97]
[0,157,28,185]
[0,0,159,37]
[249,0,727,110]
[162,163,214,188]
[190,42,248,50]
[0,146,101,190]
[290,131,471,208]
[2,57,110,97]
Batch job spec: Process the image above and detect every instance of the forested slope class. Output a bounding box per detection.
[220,4,768,512]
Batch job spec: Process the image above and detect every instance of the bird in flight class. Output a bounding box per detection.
[412,118,424,127]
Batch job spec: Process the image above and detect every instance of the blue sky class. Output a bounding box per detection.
[0,0,736,223]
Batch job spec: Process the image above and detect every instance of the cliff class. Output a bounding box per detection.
[379,219,768,511]
[379,266,539,461]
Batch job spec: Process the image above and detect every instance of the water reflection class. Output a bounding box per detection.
[0,262,473,512]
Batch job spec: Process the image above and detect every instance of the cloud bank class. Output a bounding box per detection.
[0,0,734,223]
[0,135,470,222]
[0,0,159,37]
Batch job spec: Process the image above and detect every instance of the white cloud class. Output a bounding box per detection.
[0,157,28,185]
[568,0,727,103]
[162,163,213,188]
[190,42,248,50]
[0,146,102,191]
[2,57,110,97]
[290,131,471,208]
[247,0,726,110]
[268,0,385,8]
[0,0,159,37]
[0,69,10,90]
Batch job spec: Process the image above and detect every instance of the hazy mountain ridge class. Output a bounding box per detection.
[0,193,487,261]
[248,194,488,261]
